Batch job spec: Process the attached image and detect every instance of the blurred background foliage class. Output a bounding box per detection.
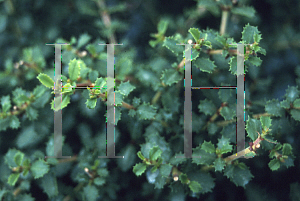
[0,0,300,200]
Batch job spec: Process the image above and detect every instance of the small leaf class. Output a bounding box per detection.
[85,98,97,109]
[213,157,226,172]
[194,57,216,73]
[179,173,189,184]
[37,73,54,88]
[1,95,11,113]
[25,105,38,121]
[94,77,107,93]
[248,56,262,67]
[268,159,280,171]
[241,23,261,44]
[265,99,285,117]
[8,173,20,186]
[30,159,50,179]
[245,116,261,141]
[201,141,215,153]
[149,146,162,161]
[133,163,147,176]
[137,102,157,120]
[217,136,233,154]
[137,151,145,160]
[224,162,254,188]
[14,151,24,166]
[161,68,182,86]
[10,116,20,129]
[163,36,184,56]
[114,91,124,106]
[189,181,202,193]
[68,58,81,82]
[229,56,237,75]
[220,106,235,120]
[51,94,71,111]
[192,147,216,165]
[260,116,272,130]
[282,143,292,155]
[118,81,136,96]
[189,28,201,41]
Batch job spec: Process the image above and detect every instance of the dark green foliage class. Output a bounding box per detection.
[0,0,300,200]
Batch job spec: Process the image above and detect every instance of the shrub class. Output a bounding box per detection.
[0,0,299,200]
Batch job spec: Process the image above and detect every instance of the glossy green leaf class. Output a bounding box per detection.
[248,56,262,67]
[1,95,11,113]
[245,116,261,141]
[163,36,184,56]
[282,143,292,155]
[189,181,202,193]
[68,58,81,82]
[229,56,237,75]
[7,173,20,186]
[137,102,157,120]
[179,173,189,184]
[149,146,162,161]
[161,68,182,86]
[30,159,50,179]
[213,157,226,172]
[260,116,272,130]
[265,99,285,117]
[10,116,20,129]
[14,151,24,166]
[220,106,235,120]
[118,81,136,96]
[224,162,254,188]
[217,136,233,154]
[201,141,215,153]
[268,159,280,171]
[114,91,124,106]
[37,73,54,88]
[192,146,217,165]
[51,94,71,111]
[241,23,261,44]
[133,163,147,176]
[194,57,216,73]
[85,98,97,109]
[25,105,38,121]
[189,28,201,41]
